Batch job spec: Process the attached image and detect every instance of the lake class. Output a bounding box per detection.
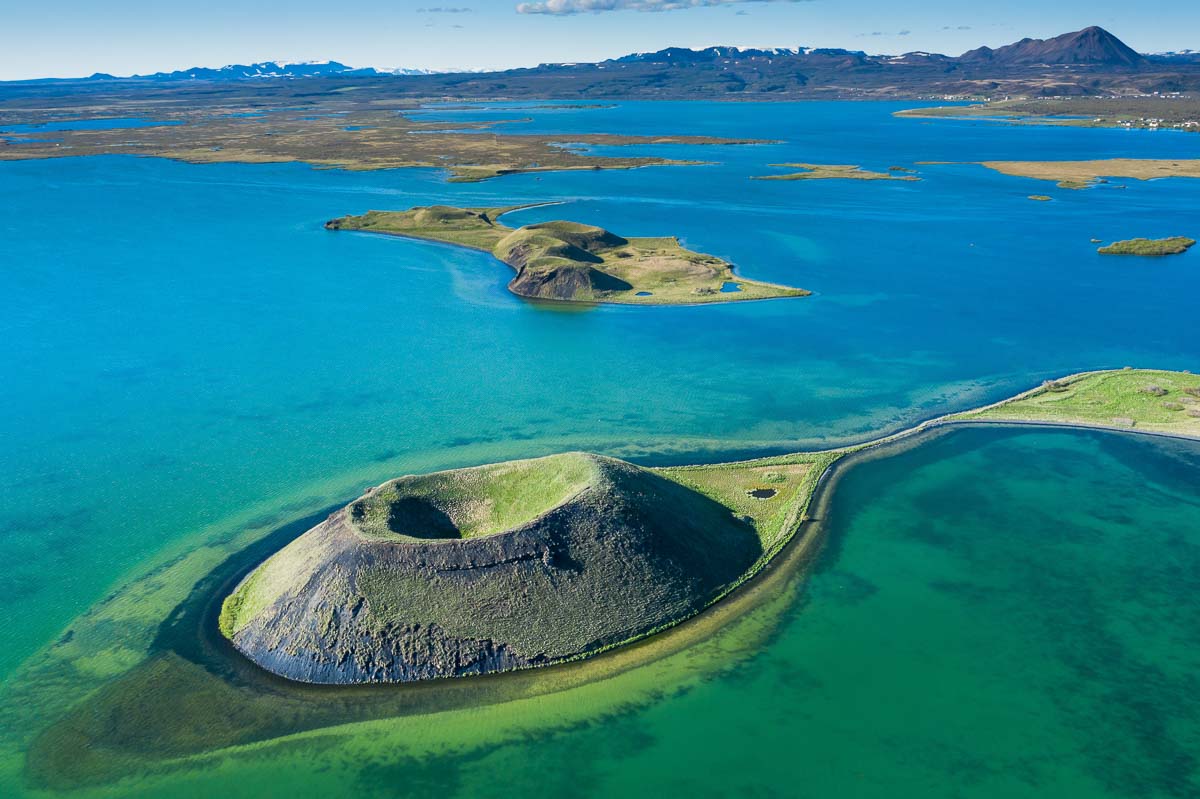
[0,100,1197,797]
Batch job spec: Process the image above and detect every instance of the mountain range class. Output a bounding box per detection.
[7,27,1199,98]
[473,27,1200,99]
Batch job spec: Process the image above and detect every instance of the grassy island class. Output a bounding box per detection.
[753,163,920,181]
[1097,236,1195,256]
[325,205,809,305]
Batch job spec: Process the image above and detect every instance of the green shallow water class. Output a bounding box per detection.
[578,426,1200,799]
[17,426,1198,798]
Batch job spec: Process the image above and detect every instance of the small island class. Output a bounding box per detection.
[753,163,920,182]
[220,368,1200,685]
[969,158,1200,189]
[326,205,809,305]
[1097,236,1195,256]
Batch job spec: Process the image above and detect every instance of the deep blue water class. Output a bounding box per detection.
[1,99,1198,687]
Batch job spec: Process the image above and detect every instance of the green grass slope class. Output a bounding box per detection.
[350,454,596,542]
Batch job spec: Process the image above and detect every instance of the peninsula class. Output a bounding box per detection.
[896,97,1200,133]
[972,158,1200,189]
[325,205,809,304]
[221,368,1200,685]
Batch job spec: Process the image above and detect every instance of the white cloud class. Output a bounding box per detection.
[517,0,808,16]
[857,29,913,38]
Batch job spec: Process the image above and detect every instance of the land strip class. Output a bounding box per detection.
[0,100,763,181]
[896,96,1200,131]
[751,163,921,181]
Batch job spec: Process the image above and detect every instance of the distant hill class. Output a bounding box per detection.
[959,26,1145,67]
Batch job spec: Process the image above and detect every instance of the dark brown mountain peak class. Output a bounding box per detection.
[959,26,1145,67]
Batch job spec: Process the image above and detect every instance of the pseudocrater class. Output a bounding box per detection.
[220,452,764,684]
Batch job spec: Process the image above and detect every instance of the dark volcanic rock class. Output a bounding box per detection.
[509,263,633,301]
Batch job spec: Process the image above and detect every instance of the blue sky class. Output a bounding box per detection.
[2,0,1196,80]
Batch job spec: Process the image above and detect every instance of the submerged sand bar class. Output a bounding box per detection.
[752,162,921,181]
[753,163,921,181]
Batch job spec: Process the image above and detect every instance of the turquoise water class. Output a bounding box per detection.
[1,101,1199,794]
[24,426,1198,798]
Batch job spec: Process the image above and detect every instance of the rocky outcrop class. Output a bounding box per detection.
[494,222,634,300]
[509,263,633,301]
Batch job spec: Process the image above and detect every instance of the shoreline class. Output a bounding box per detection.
[11,367,1200,789]
[213,368,1200,686]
